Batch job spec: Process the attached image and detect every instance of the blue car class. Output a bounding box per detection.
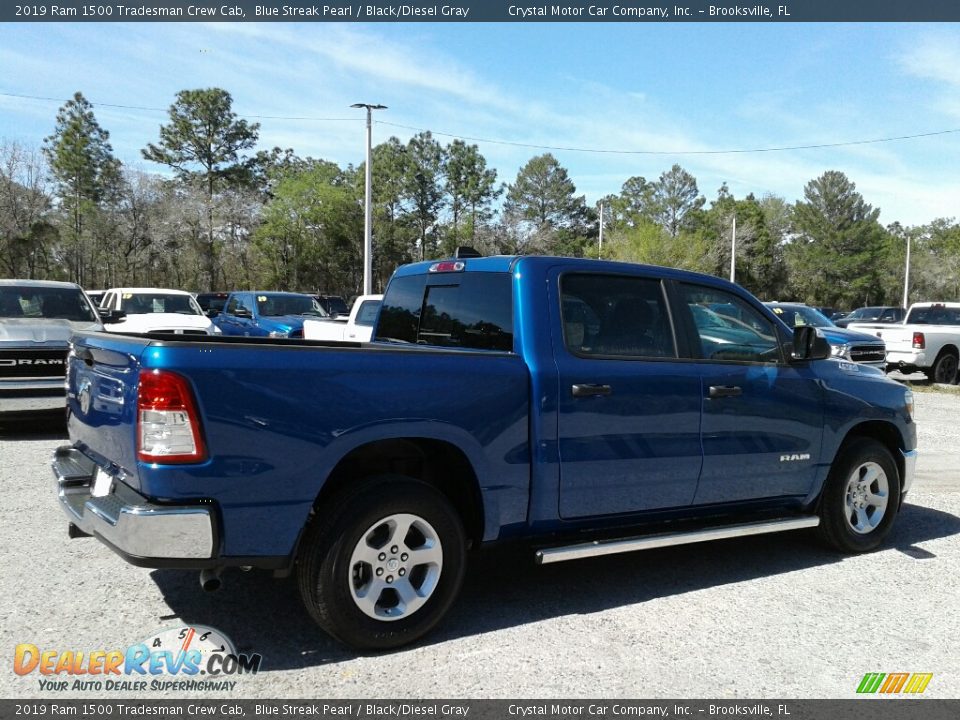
[765,302,887,368]
[212,291,328,338]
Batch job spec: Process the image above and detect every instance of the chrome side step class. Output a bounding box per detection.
[535,516,820,565]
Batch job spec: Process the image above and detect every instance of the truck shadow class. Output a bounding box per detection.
[148,501,960,670]
[0,414,68,439]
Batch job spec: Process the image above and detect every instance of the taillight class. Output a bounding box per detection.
[912,332,925,349]
[137,369,207,464]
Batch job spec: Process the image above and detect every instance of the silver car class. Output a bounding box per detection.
[0,280,102,416]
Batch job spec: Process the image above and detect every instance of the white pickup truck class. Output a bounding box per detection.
[849,301,960,384]
[302,294,382,342]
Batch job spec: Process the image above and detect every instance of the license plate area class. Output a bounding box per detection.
[91,467,113,498]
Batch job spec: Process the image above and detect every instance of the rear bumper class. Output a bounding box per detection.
[52,446,215,565]
[887,349,926,368]
[0,379,65,413]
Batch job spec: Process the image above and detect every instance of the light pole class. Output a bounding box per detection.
[598,200,604,259]
[351,103,387,296]
[729,214,737,283]
[903,233,911,310]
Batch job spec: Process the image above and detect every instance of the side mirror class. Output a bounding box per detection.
[205,308,220,318]
[233,308,253,319]
[791,326,831,362]
[101,309,126,323]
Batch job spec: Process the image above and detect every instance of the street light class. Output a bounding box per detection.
[903,233,911,310]
[351,103,387,296]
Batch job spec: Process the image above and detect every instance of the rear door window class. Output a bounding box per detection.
[376,273,513,352]
[559,274,676,358]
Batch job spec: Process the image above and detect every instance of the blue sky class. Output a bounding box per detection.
[1,21,959,226]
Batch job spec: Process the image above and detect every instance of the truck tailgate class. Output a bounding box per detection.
[66,332,151,486]
[848,323,911,351]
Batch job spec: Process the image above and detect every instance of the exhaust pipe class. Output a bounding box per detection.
[199,568,223,592]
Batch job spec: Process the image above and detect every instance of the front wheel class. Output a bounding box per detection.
[297,476,466,650]
[817,438,901,553]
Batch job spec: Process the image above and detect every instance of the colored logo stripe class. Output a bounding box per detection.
[857,672,932,694]
[880,673,910,693]
[904,674,933,694]
[857,673,885,694]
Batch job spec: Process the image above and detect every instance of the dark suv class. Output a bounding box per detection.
[834,306,905,328]
[195,292,231,317]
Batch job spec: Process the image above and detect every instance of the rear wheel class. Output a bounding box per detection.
[925,350,959,384]
[297,476,466,650]
[817,438,900,553]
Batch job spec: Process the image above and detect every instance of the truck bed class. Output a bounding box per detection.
[65,331,531,559]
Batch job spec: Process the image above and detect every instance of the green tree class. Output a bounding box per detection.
[253,161,363,294]
[402,131,445,261]
[651,164,705,238]
[503,153,588,253]
[788,171,887,307]
[369,138,414,289]
[142,88,261,289]
[443,140,499,250]
[43,91,121,284]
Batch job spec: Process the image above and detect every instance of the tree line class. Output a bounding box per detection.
[1,87,958,308]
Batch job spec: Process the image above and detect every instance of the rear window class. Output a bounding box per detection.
[256,294,326,317]
[906,305,960,325]
[355,300,381,327]
[120,293,202,316]
[376,273,513,352]
[0,286,97,322]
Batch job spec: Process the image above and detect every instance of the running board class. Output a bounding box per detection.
[535,516,820,565]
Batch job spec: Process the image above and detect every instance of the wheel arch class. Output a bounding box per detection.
[829,420,906,503]
[306,436,485,549]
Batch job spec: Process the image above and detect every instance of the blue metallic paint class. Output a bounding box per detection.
[62,256,916,563]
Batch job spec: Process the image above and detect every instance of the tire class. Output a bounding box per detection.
[925,351,959,385]
[817,438,901,553]
[297,475,467,650]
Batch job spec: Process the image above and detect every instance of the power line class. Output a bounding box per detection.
[0,91,358,121]
[378,120,960,156]
[4,90,960,156]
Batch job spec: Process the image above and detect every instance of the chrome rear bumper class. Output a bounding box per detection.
[52,446,214,562]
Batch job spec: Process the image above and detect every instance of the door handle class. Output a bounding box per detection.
[572,383,613,398]
[708,385,742,398]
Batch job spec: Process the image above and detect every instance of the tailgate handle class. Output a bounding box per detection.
[572,383,613,398]
[709,385,742,398]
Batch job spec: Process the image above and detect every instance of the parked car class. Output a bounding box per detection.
[849,302,960,384]
[54,256,916,650]
[195,292,230,317]
[763,302,886,368]
[1,279,102,416]
[303,294,382,343]
[213,291,327,338]
[834,306,905,328]
[314,294,349,318]
[85,290,106,308]
[98,288,220,335]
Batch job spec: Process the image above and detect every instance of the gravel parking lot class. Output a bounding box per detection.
[2,386,958,700]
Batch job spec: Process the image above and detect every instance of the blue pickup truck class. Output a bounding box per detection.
[211,290,328,338]
[53,256,917,649]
